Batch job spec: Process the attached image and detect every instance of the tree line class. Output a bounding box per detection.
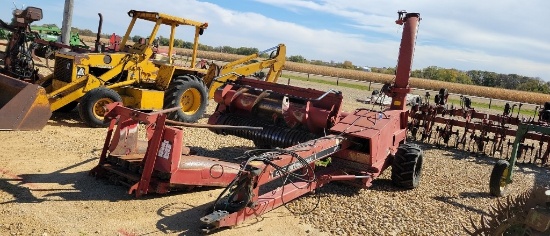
[369,66,550,94]
[44,24,550,94]
[289,55,549,94]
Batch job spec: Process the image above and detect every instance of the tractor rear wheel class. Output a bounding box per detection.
[164,74,208,123]
[78,87,122,128]
[391,143,423,189]
[489,160,510,197]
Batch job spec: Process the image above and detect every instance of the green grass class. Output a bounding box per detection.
[447,97,536,116]
[281,73,371,91]
[281,73,537,117]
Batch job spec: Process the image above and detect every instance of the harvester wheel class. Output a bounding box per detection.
[391,143,423,189]
[489,160,510,197]
[164,74,208,123]
[78,87,122,128]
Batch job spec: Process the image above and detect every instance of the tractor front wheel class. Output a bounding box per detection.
[164,75,208,123]
[391,143,424,189]
[489,160,510,197]
[78,87,122,128]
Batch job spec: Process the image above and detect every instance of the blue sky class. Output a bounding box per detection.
[2,0,549,80]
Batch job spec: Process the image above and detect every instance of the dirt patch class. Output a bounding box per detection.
[0,109,328,236]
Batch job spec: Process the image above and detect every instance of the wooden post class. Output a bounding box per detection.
[337,77,339,86]
[307,73,309,81]
[287,77,290,85]
[489,98,492,109]
[369,81,372,91]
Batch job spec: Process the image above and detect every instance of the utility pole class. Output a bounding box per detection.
[60,0,74,51]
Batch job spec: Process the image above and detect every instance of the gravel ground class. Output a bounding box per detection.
[0,60,549,235]
[281,79,550,235]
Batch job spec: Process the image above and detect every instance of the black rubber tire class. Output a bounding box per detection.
[434,94,441,105]
[489,160,510,197]
[78,87,122,128]
[55,101,78,113]
[391,143,424,189]
[163,74,208,123]
[439,88,448,96]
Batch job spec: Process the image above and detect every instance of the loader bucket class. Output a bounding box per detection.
[0,73,51,130]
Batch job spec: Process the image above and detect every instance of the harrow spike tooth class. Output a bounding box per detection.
[496,199,506,212]
[480,215,491,230]
[462,225,475,235]
[469,216,480,230]
[490,205,499,214]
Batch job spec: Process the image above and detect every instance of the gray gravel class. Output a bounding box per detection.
[0,74,548,235]
[276,78,550,235]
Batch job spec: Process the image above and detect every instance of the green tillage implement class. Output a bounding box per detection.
[489,122,550,196]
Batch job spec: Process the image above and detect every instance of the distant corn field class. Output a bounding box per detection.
[79,36,550,105]
[175,48,550,105]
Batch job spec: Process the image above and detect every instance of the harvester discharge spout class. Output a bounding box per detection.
[389,11,420,111]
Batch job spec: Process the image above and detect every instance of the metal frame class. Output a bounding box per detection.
[89,103,241,197]
[200,11,422,232]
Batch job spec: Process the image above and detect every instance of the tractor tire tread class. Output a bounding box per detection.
[163,74,208,123]
[489,160,510,197]
[78,87,122,128]
[391,143,423,189]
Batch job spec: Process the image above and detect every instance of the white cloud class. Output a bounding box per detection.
[254,0,550,79]
[1,0,548,80]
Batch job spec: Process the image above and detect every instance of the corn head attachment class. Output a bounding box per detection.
[0,73,50,130]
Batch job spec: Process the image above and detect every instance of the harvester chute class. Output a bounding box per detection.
[0,73,51,130]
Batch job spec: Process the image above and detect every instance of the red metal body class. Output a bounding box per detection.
[209,78,344,134]
[330,109,409,185]
[108,33,122,52]
[200,11,421,232]
[208,78,345,148]
[90,103,241,197]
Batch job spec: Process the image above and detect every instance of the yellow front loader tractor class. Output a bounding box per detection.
[38,10,210,128]
[0,9,286,130]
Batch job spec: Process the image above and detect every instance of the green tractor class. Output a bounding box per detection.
[30,25,89,49]
[0,28,9,40]
[29,25,89,61]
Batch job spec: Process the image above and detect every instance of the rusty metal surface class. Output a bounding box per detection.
[0,73,51,130]
[208,77,344,147]
[91,104,242,197]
